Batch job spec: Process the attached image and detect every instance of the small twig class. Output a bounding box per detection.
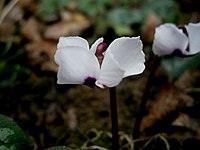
[119,132,134,150]
[109,87,119,150]
[120,135,154,150]
[0,0,19,26]
[158,134,170,150]
[141,137,154,149]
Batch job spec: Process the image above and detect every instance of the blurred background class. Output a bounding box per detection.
[0,0,200,149]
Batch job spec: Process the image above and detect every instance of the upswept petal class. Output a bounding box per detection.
[90,37,104,53]
[106,37,145,77]
[152,23,188,56]
[54,46,99,84]
[185,22,200,55]
[57,36,89,50]
[96,50,124,88]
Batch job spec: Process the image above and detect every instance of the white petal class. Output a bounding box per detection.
[96,50,124,88]
[152,23,188,56]
[90,37,104,53]
[57,36,89,50]
[54,46,99,84]
[185,22,200,55]
[106,37,145,77]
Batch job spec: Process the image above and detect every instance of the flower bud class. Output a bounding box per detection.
[95,43,107,65]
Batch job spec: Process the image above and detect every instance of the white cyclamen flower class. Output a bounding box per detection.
[152,22,200,56]
[54,36,145,88]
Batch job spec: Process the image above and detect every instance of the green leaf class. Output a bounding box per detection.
[161,54,200,81]
[0,114,34,150]
[37,0,71,17]
[142,0,177,22]
[106,8,143,25]
[46,146,81,150]
[2,40,12,57]
[113,25,133,36]
[77,0,111,16]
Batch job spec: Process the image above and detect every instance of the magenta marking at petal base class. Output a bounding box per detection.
[173,48,183,56]
[84,76,97,88]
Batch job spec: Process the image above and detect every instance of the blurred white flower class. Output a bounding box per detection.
[152,22,200,56]
[54,36,145,88]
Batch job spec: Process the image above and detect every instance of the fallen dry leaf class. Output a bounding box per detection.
[141,13,162,44]
[21,17,42,41]
[18,0,38,12]
[61,10,73,22]
[25,39,58,72]
[141,83,194,132]
[44,12,90,40]
[0,21,15,41]
[172,113,200,131]
[175,69,200,92]
[43,22,72,40]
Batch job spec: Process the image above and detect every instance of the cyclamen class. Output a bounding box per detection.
[54,36,145,88]
[152,22,200,56]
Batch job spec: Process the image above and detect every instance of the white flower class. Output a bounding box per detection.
[54,36,145,88]
[152,22,200,56]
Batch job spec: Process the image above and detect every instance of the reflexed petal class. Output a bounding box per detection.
[57,36,89,50]
[185,22,200,55]
[54,46,99,84]
[90,37,104,53]
[96,50,124,88]
[152,23,188,56]
[106,37,145,77]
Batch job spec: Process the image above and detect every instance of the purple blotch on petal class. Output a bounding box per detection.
[84,76,97,88]
[173,48,185,57]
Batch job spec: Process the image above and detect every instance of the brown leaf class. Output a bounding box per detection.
[61,10,73,22]
[44,13,90,39]
[21,17,42,41]
[25,39,58,72]
[175,69,200,92]
[43,22,71,40]
[141,84,194,131]
[0,21,15,41]
[141,13,162,44]
[18,0,38,12]
[172,113,200,131]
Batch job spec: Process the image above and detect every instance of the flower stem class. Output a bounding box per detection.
[133,55,160,138]
[109,87,119,150]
